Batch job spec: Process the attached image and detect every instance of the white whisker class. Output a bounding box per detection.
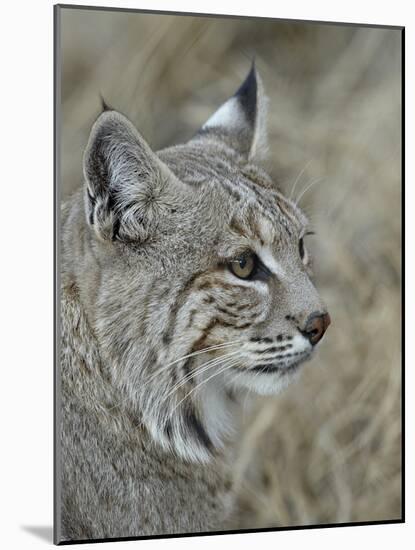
[141,340,241,389]
[169,356,242,417]
[289,160,313,201]
[295,176,326,206]
[159,350,241,407]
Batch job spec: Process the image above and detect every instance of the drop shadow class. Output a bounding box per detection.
[21,525,53,543]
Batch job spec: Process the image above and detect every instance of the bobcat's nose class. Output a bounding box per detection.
[302,311,331,346]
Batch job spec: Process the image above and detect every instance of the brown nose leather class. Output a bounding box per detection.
[302,312,331,345]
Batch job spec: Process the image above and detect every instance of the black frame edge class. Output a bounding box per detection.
[53,3,62,546]
[55,3,404,31]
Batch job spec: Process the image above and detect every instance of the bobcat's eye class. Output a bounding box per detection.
[229,253,256,279]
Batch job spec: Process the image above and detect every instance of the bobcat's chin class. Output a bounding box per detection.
[227,350,314,396]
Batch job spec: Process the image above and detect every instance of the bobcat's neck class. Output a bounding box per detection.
[60,191,248,464]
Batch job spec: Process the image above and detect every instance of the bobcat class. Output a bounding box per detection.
[58,65,330,542]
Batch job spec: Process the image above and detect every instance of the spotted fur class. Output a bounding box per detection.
[59,65,329,541]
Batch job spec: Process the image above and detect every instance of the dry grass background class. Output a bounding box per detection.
[59,7,402,528]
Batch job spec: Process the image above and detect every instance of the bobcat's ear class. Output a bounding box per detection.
[195,64,268,161]
[83,111,180,242]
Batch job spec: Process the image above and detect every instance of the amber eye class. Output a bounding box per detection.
[229,253,256,279]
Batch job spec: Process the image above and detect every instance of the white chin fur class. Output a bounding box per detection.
[228,364,304,396]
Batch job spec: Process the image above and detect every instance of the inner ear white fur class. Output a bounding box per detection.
[198,66,269,162]
[203,96,246,131]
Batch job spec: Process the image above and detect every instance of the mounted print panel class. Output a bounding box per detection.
[54,4,403,544]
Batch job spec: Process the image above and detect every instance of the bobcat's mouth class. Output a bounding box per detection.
[251,361,302,375]
[250,350,312,375]
[229,349,312,379]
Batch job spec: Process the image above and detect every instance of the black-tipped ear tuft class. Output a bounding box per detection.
[193,63,268,161]
[233,62,257,126]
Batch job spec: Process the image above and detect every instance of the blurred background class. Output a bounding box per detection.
[59,7,402,528]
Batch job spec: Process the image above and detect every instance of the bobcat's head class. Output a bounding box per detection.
[78,65,330,462]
